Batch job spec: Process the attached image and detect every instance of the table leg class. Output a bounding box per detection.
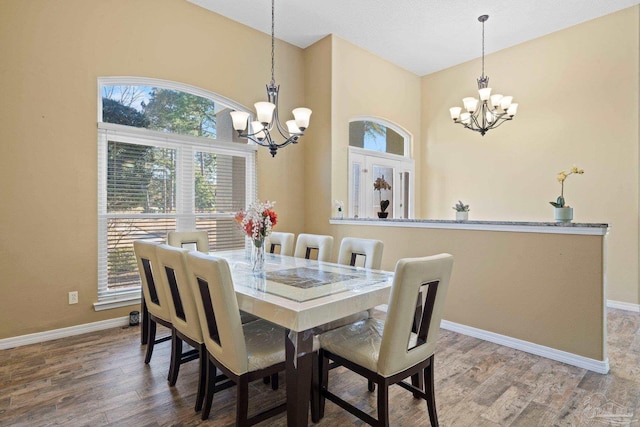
[141,295,148,345]
[285,329,314,427]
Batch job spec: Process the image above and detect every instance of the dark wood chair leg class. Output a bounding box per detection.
[144,319,156,364]
[319,350,330,419]
[270,373,279,390]
[263,376,270,385]
[168,331,182,385]
[411,371,424,398]
[195,344,206,412]
[201,358,216,421]
[377,379,390,427]
[141,296,148,345]
[368,379,376,392]
[237,376,249,427]
[424,358,439,427]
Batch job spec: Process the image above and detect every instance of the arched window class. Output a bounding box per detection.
[96,77,256,309]
[348,117,414,219]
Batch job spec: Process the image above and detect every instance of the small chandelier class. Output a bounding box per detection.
[449,15,518,136]
[230,0,312,157]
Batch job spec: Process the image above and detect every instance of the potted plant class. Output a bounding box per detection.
[549,165,584,222]
[373,175,392,218]
[453,200,470,221]
[334,200,344,219]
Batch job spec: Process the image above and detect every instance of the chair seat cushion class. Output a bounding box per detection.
[313,310,369,334]
[319,318,417,375]
[245,320,319,372]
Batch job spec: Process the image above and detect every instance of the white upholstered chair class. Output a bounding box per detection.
[294,233,334,262]
[167,230,209,252]
[337,237,384,270]
[315,238,385,336]
[266,231,295,256]
[133,241,173,366]
[318,253,454,427]
[155,244,206,412]
[187,252,319,424]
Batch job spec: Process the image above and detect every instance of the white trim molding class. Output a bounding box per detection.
[0,317,131,350]
[440,319,610,374]
[607,299,640,313]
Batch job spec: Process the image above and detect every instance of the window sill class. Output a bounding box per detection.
[93,294,141,311]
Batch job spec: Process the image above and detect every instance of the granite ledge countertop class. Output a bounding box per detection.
[330,217,609,229]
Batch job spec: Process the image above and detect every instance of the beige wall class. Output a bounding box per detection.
[422,6,640,304]
[330,36,423,220]
[331,224,606,361]
[0,0,306,339]
[302,36,333,234]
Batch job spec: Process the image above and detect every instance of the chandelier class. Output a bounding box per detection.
[449,15,518,136]
[230,0,312,157]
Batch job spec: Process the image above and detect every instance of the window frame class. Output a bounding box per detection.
[95,77,257,311]
[348,117,414,219]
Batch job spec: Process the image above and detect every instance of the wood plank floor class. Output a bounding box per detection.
[1,308,638,426]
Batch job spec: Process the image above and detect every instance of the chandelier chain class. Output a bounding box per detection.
[270,0,276,86]
[481,17,485,78]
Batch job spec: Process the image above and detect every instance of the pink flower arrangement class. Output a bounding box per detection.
[235,200,278,245]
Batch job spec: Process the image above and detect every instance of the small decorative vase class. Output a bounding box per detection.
[456,211,469,221]
[377,212,389,219]
[338,210,344,219]
[554,207,573,223]
[251,239,265,273]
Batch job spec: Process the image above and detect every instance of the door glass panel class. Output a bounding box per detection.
[352,162,361,218]
[401,171,410,219]
[373,166,393,218]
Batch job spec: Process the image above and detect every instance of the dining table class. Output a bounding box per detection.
[209,249,394,427]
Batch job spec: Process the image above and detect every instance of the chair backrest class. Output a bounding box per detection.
[337,237,384,269]
[167,230,209,252]
[266,231,295,256]
[155,244,203,343]
[377,253,453,377]
[293,233,334,262]
[187,251,248,375]
[133,240,172,323]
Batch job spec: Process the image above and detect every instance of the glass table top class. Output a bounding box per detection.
[210,250,393,303]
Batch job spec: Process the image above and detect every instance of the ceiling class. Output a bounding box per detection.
[188,0,639,76]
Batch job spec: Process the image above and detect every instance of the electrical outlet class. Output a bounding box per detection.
[68,291,78,305]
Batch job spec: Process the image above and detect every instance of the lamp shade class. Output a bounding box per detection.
[500,96,513,111]
[255,102,276,124]
[251,121,266,140]
[449,107,462,120]
[463,97,478,113]
[507,103,519,116]
[286,120,301,134]
[460,112,471,124]
[230,111,250,131]
[478,87,492,101]
[490,94,503,110]
[292,107,312,130]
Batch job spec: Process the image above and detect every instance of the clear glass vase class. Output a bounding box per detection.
[251,239,265,273]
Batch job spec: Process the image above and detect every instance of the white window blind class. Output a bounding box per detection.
[97,126,256,304]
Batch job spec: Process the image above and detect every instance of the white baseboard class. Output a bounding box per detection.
[440,320,609,374]
[607,299,640,313]
[0,317,130,351]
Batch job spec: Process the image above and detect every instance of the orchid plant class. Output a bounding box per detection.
[373,175,392,212]
[235,200,278,247]
[549,166,584,208]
